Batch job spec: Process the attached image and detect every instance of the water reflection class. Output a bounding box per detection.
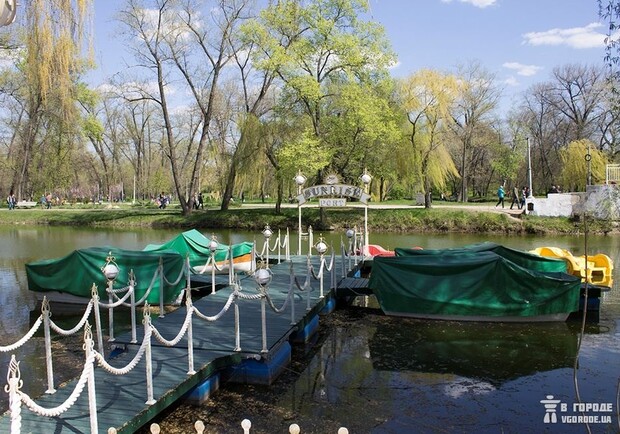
[368,319,578,387]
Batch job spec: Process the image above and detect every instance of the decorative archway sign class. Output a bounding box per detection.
[296,183,370,205]
[295,173,371,255]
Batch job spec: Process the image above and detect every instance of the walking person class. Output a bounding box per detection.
[7,190,15,210]
[509,186,520,210]
[495,185,505,209]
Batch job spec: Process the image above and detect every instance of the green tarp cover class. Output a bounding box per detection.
[143,229,253,268]
[395,242,567,273]
[368,251,581,318]
[26,247,186,303]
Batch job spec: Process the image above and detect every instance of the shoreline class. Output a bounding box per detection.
[0,203,613,236]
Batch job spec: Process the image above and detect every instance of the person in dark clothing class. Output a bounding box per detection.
[510,186,520,210]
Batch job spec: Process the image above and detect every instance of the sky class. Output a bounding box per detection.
[89,0,610,114]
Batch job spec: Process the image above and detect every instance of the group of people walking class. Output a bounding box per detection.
[495,185,529,210]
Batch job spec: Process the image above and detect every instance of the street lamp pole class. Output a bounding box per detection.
[294,172,306,255]
[208,235,219,294]
[360,169,372,252]
[527,137,533,198]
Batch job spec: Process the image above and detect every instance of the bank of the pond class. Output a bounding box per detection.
[0,203,613,235]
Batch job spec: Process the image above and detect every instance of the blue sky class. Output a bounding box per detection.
[90,0,609,113]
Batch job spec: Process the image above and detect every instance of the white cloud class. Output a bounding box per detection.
[503,76,519,87]
[522,22,607,49]
[502,62,543,77]
[441,0,496,8]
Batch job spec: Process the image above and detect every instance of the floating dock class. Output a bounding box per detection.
[0,254,368,433]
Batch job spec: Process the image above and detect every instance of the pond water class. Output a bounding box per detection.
[0,225,619,433]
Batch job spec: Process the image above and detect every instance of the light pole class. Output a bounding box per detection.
[208,235,219,294]
[315,235,328,298]
[345,228,355,270]
[254,266,272,353]
[360,169,372,252]
[262,224,273,268]
[102,253,120,343]
[294,172,306,255]
[527,137,533,198]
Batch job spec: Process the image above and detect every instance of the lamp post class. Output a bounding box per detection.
[254,266,272,353]
[360,169,372,252]
[102,253,120,342]
[294,172,306,255]
[526,137,533,198]
[315,236,328,298]
[208,235,219,294]
[262,224,273,268]
[345,228,355,270]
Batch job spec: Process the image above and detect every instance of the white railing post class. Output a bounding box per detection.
[129,270,137,344]
[234,296,241,352]
[289,262,296,325]
[285,227,290,261]
[228,247,234,285]
[143,307,156,405]
[306,256,312,311]
[277,229,282,264]
[241,419,252,434]
[6,355,23,434]
[107,279,115,342]
[91,285,104,357]
[41,297,56,394]
[158,258,165,318]
[185,289,195,375]
[261,293,268,353]
[331,250,337,291]
[307,226,313,256]
[83,324,98,434]
[319,258,324,299]
[251,241,257,273]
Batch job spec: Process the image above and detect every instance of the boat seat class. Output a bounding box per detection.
[530,247,614,284]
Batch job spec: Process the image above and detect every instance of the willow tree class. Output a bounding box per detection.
[398,69,461,208]
[12,0,93,200]
[560,139,607,191]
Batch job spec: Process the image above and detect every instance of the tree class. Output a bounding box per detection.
[244,0,396,186]
[398,69,460,208]
[6,0,93,200]
[448,61,501,202]
[560,139,607,191]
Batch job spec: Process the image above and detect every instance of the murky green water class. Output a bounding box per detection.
[0,225,619,433]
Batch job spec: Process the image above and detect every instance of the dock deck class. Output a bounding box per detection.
[0,254,368,433]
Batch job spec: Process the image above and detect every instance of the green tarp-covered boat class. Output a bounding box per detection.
[26,247,186,304]
[395,242,567,273]
[368,250,581,322]
[143,229,254,273]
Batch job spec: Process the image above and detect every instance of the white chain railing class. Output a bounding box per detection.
[110,419,349,433]
[2,251,345,434]
[258,228,290,265]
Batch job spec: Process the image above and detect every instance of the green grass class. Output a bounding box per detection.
[0,204,607,235]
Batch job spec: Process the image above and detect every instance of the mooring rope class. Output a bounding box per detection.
[191,292,237,322]
[151,309,192,347]
[0,316,42,353]
[18,352,95,417]
[48,301,94,336]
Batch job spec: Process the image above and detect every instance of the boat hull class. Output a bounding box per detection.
[192,253,255,274]
[381,309,569,323]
